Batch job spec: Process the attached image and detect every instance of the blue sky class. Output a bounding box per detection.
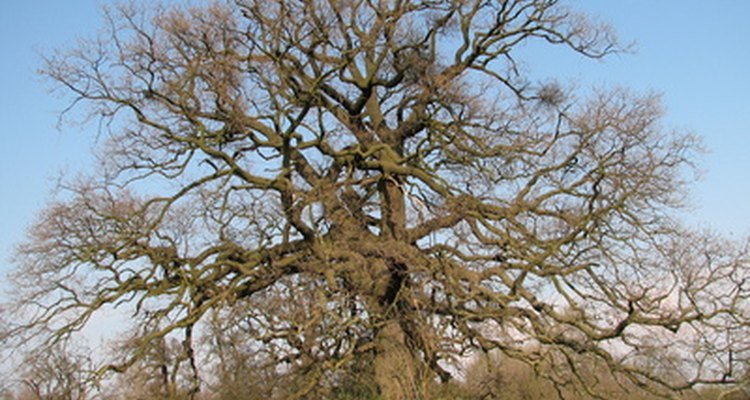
[1,1,102,277]
[1,0,749,280]
[521,1,750,232]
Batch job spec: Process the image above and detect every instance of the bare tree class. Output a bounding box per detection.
[107,330,200,400]
[4,1,750,399]
[14,345,92,400]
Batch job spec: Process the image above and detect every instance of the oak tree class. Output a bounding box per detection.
[5,1,750,399]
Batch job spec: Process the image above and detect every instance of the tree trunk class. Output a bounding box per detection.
[373,320,423,400]
[373,151,424,399]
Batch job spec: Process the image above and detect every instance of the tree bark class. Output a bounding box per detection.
[374,320,423,400]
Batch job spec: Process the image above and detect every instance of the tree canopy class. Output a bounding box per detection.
[3,1,750,399]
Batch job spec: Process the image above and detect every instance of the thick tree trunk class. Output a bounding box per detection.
[373,155,424,399]
[373,321,423,400]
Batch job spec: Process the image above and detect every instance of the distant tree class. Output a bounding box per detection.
[4,1,750,399]
[202,304,285,400]
[14,345,92,400]
[106,331,200,400]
